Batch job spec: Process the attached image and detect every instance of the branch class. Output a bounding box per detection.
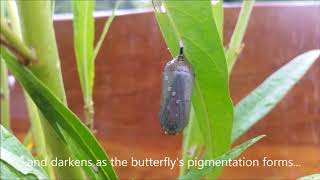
[0,18,36,65]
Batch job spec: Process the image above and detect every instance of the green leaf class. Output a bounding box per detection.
[155,0,234,161]
[1,57,10,130]
[0,125,48,179]
[154,6,180,57]
[71,0,95,126]
[232,50,320,142]
[179,135,265,179]
[225,0,255,72]
[93,0,120,61]
[153,8,203,172]
[72,0,94,95]
[297,174,320,180]
[1,48,118,180]
[211,0,223,41]
[155,3,203,177]
[22,129,33,150]
[180,107,204,175]
[1,1,10,130]
[51,0,55,17]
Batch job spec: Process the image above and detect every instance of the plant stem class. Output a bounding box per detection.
[72,0,95,130]
[16,1,85,179]
[84,0,119,130]
[84,99,94,130]
[25,94,57,178]
[0,18,36,64]
[0,58,10,130]
[0,0,10,131]
[226,0,255,73]
[5,1,55,178]
[6,0,21,36]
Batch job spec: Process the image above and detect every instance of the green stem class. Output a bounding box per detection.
[0,0,10,131]
[84,99,94,130]
[24,93,56,179]
[6,1,55,178]
[16,1,85,179]
[0,19,36,64]
[6,0,21,36]
[72,0,95,130]
[226,0,255,73]
[0,58,10,130]
[83,0,119,130]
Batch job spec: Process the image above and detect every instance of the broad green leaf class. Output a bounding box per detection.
[179,135,265,179]
[155,0,234,161]
[155,7,205,176]
[1,48,118,180]
[154,5,180,57]
[0,125,48,179]
[297,174,320,180]
[71,0,95,123]
[232,50,320,142]
[154,7,203,176]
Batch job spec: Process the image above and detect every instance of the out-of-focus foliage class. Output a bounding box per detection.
[54,0,295,14]
[55,0,150,14]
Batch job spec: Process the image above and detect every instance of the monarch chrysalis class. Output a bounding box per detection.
[159,47,195,135]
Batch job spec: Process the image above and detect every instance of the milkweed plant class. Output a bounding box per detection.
[0,0,319,179]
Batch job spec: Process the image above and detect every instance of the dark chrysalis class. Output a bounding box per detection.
[159,47,195,135]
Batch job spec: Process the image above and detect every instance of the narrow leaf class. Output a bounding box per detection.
[1,48,118,180]
[211,0,223,41]
[179,135,265,179]
[51,0,55,17]
[232,50,320,142]
[297,174,320,180]
[93,0,120,61]
[226,0,255,72]
[72,0,94,96]
[0,125,48,179]
[72,0,95,126]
